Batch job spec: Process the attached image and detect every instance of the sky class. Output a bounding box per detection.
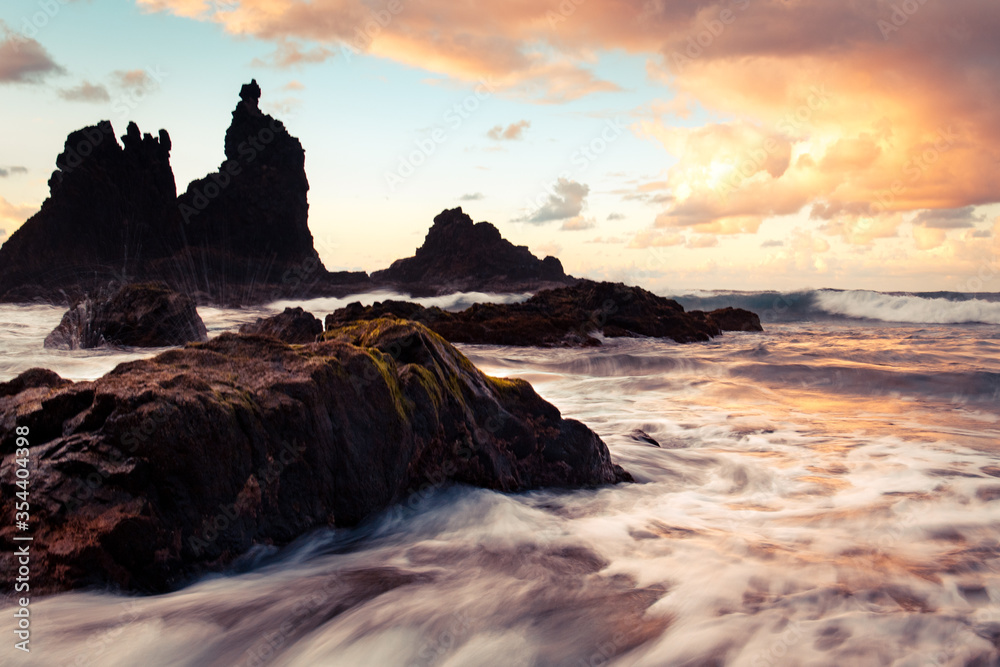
[1,0,998,293]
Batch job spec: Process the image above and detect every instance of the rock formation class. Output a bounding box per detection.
[690,306,764,333]
[0,122,183,302]
[327,280,763,346]
[238,306,323,344]
[0,81,369,305]
[0,319,630,593]
[371,207,574,296]
[176,80,368,303]
[44,283,207,349]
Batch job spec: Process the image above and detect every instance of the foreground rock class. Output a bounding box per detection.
[0,81,369,305]
[327,280,762,346]
[0,319,630,594]
[238,306,322,343]
[44,283,207,349]
[372,207,574,296]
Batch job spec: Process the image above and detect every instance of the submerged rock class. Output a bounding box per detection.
[0,319,630,594]
[238,306,323,344]
[372,207,575,296]
[327,279,764,346]
[43,283,207,349]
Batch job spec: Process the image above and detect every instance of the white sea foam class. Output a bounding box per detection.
[815,289,1000,324]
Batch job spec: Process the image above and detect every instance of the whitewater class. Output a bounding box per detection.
[2,289,999,666]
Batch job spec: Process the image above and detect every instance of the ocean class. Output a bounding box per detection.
[2,288,999,666]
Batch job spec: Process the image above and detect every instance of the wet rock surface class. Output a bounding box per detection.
[327,279,763,346]
[0,319,630,594]
[43,283,207,349]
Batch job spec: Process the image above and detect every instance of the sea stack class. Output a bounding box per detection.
[0,81,370,305]
[372,207,575,295]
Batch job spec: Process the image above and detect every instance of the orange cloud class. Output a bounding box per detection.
[138,0,1000,241]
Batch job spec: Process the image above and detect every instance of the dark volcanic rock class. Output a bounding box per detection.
[0,81,369,305]
[372,207,575,296]
[628,429,661,447]
[0,319,629,594]
[695,307,763,332]
[327,279,762,346]
[0,121,183,302]
[238,307,322,343]
[44,283,207,349]
[176,79,368,303]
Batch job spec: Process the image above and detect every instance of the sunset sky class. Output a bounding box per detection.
[1,0,998,292]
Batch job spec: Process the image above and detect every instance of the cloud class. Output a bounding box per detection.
[58,81,111,102]
[487,120,530,141]
[136,0,619,102]
[459,192,484,201]
[909,206,988,249]
[0,21,64,83]
[112,69,159,94]
[606,212,624,221]
[627,230,684,249]
[586,236,625,244]
[911,206,984,230]
[251,38,335,68]
[561,216,595,231]
[521,178,589,224]
[760,239,784,248]
[686,235,718,249]
[283,80,305,91]
[0,166,27,177]
[141,0,1000,229]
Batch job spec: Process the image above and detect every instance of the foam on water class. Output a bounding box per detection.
[814,289,1000,325]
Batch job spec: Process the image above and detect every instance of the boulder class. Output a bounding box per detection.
[696,307,764,332]
[372,207,575,295]
[43,283,207,349]
[0,319,629,594]
[238,307,323,343]
[326,279,762,346]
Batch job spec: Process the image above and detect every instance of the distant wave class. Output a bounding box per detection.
[671,289,1000,325]
[813,290,1000,325]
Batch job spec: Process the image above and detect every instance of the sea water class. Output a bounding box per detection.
[1,289,999,666]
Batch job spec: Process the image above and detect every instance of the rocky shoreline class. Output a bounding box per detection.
[0,319,630,594]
